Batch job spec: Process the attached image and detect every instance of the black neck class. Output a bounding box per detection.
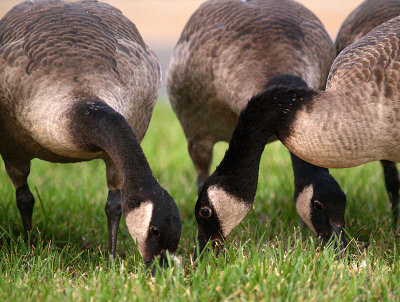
[290,152,329,185]
[215,96,272,196]
[70,100,159,207]
[215,75,315,201]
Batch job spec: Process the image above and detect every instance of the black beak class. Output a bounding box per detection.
[194,231,224,261]
[193,231,207,261]
[327,221,347,258]
[145,251,170,275]
[197,232,207,255]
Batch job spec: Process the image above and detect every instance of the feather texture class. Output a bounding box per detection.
[167,0,335,188]
[336,0,400,54]
[0,0,161,162]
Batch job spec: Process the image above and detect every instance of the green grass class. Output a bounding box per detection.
[1,101,400,301]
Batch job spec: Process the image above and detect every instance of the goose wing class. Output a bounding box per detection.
[0,0,160,95]
[328,16,400,96]
[336,0,400,54]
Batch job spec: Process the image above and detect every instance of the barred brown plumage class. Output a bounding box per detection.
[0,0,181,267]
[333,0,400,224]
[335,0,400,55]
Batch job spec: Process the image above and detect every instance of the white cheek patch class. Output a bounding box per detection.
[125,201,153,257]
[207,185,251,237]
[295,185,315,233]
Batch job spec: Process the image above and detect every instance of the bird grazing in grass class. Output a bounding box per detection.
[195,10,400,252]
[167,0,348,253]
[335,0,400,223]
[0,0,181,266]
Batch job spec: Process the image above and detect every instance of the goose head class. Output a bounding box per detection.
[195,173,252,254]
[123,188,182,266]
[295,173,347,252]
[195,166,347,256]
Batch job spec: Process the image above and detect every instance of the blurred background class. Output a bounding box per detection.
[0,0,365,96]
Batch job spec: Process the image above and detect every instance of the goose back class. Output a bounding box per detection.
[335,0,400,54]
[167,0,335,143]
[281,17,400,167]
[333,0,400,224]
[0,0,161,162]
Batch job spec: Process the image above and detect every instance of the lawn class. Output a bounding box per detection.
[1,101,399,301]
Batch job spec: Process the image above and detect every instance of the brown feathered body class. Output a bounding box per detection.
[0,1,183,264]
[335,0,400,54]
[167,0,335,186]
[333,0,400,222]
[0,0,161,164]
[283,16,400,167]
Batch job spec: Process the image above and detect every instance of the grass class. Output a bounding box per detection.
[1,100,400,301]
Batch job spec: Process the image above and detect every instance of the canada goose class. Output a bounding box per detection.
[166,0,347,252]
[194,12,400,251]
[335,0,400,223]
[0,0,182,265]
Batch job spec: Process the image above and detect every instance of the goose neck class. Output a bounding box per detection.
[216,86,318,196]
[70,100,158,206]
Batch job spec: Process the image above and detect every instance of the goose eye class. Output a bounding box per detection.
[312,200,324,211]
[150,226,160,236]
[199,206,212,218]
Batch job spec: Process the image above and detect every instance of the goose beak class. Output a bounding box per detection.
[193,230,207,261]
[194,230,224,261]
[322,220,347,258]
[145,250,173,274]
[330,222,347,257]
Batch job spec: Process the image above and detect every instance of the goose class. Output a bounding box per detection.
[335,0,400,223]
[0,0,181,265]
[166,0,346,252]
[194,12,400,251]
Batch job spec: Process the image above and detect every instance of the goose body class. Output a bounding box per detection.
[0,0,181,264]
[287,20,400,167]
[196,15,400,249]
[336,0,400,55]
[334,0,400,221]
[0,0,159,162]
[167,0,348,251]
[168,1,334,169]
